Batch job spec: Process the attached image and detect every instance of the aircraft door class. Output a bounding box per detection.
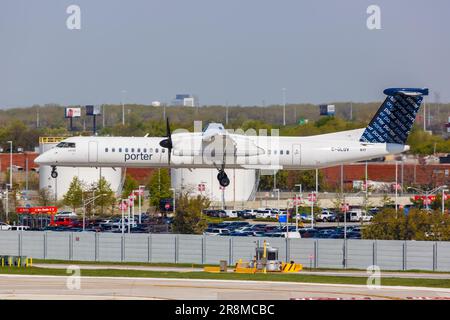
[88,141,98,162]
[292,144,301,166]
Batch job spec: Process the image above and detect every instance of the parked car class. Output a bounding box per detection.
[10,225,30,231]
[317,210,336,222]
[203,228,230,236]
[0,222,12,231]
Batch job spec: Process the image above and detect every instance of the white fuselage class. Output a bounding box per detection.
[35,129,408,170]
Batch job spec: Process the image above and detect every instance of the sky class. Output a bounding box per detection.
[0,0,449,108]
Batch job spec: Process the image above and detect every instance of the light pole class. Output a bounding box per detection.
[295,184,302,232]
[442,189,448,214]
[7,141,12,189]
[135,185,145,224]
[82,193,106,231]
[282,88,286,126]
[170,188,176,215]
[121,90,127,125]
[408,185,448,211]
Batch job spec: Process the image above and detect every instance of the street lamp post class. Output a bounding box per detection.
[82,193,106,231]
[121,90,127,125]
[294,184,302,232]
[170,188,176,214]
[135,185,145,224]
[282,88,286,126]
[7,141,12,189]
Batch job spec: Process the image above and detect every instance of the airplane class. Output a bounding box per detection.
[35,87,429,188]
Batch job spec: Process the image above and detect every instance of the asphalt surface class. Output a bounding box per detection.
[34,263,450,279]
[0,274,450,300]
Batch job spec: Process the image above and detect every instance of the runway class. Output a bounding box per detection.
[1,274,450,300]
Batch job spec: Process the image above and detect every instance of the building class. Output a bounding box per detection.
[171,94,198,107]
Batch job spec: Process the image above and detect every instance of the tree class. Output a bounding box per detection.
[147,169,171,207]
[37,187,53,206]
[172,191,209,234]
[63,177,83,212]
[92,177,116,215]
[122,174,138,200]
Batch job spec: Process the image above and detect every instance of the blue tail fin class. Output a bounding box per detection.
[360,88,429,144]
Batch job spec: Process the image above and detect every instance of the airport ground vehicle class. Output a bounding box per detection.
[348,210,373,222]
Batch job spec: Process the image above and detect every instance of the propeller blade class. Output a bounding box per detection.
[158,117,173,165]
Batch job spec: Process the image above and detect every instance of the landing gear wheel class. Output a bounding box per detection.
[51,167,58,179]
[219,175,230,188]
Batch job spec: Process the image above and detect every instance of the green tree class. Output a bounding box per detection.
[92,177,116,215]
[37,188,53,206]
[362,209,406,240]
[63,177,83,212]
[172,192,209,234]
[122,174,138,201]
[147,169,171,207]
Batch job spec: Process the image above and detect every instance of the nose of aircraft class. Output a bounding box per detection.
[34,152,50,165]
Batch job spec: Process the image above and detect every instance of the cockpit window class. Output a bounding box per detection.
[56,142,76,148]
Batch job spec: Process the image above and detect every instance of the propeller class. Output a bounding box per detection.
[159,117,173,164]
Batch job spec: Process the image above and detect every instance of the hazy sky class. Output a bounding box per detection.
[1,0,449,107]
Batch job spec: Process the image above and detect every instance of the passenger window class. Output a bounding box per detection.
[280,150,283,155]
[162,148,165,153]
[112,148,115,152]
[274,150,277,155]
[143,148,147,153]
[155,148,159,153]
[125,148,129,152]
[131,148,135,153]
[286,150,289,155]
[150,148,153,153]
[119,148,122,153]
[137,148,141,153]
[105,148,108,152]
[268,150,271,155]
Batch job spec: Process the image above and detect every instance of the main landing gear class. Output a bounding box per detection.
[217,170,230,188]
[51,166,58,179]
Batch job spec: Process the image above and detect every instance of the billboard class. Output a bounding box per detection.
[86,105,101,116]
[65,107,81,118]
[319,104,336,116]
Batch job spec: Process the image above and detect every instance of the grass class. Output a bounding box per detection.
[32,259,450,274]
[1,266,450,289]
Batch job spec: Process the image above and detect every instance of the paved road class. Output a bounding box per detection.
[34,263,450,279]
[0,274,449,300]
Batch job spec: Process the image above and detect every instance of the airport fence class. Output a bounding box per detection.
[1,231,450,271]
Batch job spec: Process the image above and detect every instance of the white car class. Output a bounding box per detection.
[0,222,12,231]
[318,210,336,222]
[55,211,77,218]
[203,228,230,236]
[224,210,239,218]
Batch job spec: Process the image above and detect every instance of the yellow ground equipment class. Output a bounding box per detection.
[0,256,32,267]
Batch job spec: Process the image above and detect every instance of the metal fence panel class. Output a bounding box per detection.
[72,232,96,261]
[98,233,122,262]
[376,240,404,270]
[0,232,19,256]
[46,232,70,260]
[232,237,260,264]
[347,240,374,269]
[405,241,434,271]
[22,232,45,259]
[150,234,176,263]
[289,239,316,266]
[317,239,345,268]
[437,242,450,271]
[204,236,229,265]
[178,235,203,264]
[124,234,149,262]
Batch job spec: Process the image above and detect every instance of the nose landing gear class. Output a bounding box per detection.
[217,170,230,188]
[51,166,58,179]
